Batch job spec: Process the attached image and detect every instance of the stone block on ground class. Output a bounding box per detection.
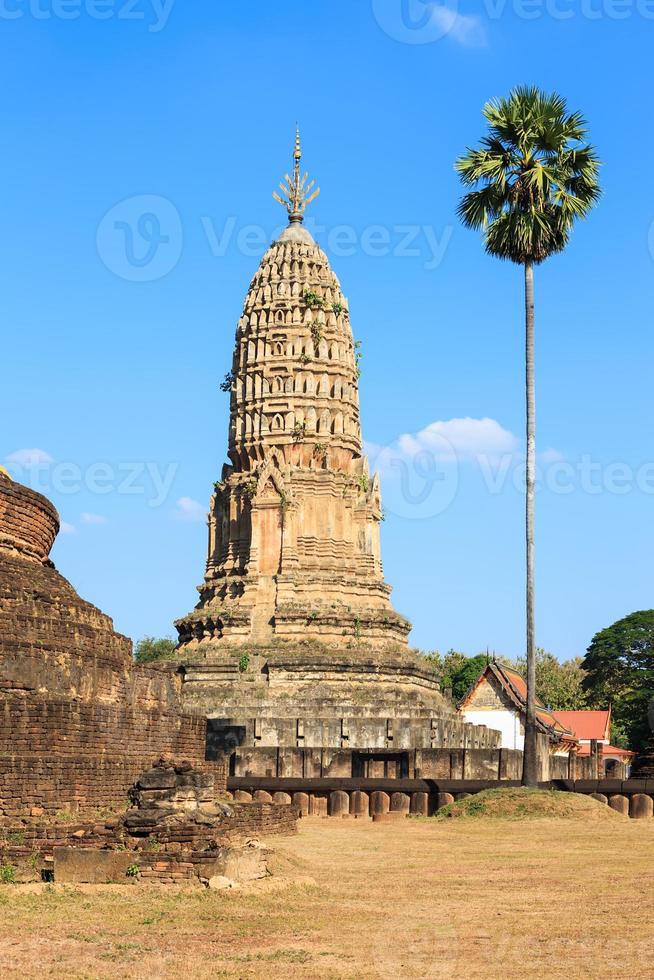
[253,790,273,803]
[630,794,654,819]
[309,794,328,817]
[608,794,629,816]
[370,791,390,816]
[390,792,410,813]
[293,792,310,817]
[53,848,135,884]
[410,792,429,816]
[218,844,269,882]
[372,811,407,824]
[273,792,292,805]
[350,791,369,817]
[328,791,350,817]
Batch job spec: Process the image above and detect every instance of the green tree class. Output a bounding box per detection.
[449,653,490,703]
[419,650,443,673]
[418,649,480,700]
[582,611,654,751]
[513,649,588,710]
[456,87,601,785]
[133,635,177,664]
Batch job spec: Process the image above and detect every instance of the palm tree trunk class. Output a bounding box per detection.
[522,259,539,787]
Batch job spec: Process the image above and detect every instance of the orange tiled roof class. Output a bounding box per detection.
[551,710,611,741]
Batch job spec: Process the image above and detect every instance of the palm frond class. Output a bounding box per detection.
[455,86,601,264]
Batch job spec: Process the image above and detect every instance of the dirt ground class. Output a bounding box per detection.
[2,814,653,979]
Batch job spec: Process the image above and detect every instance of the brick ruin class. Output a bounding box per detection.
[0,757,297,885]
[0,472,213,822]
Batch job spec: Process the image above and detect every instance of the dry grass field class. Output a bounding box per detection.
[2,807,653,979]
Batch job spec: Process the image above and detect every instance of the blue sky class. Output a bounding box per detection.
[2,1,652,660]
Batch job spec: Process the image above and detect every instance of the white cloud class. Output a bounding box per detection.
[174,497,207,522]
[80,512,107,526]
[366,419,564,485]
[5,448,54,468]
[378,417,520,471]
[365,418,564,518]
[430,5,486,46]
[59,521,76,535]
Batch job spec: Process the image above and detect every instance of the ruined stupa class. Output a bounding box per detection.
[175,133,443,718]
[0,470,207,821]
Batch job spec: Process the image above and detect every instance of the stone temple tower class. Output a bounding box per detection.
[176,133,443,717]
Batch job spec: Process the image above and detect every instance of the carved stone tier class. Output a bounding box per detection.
[177,644,446,720]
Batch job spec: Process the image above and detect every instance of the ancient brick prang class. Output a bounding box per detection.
[175,173,409,653]
[173,137,451,721]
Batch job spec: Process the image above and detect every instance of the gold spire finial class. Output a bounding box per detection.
[273,127,320,223]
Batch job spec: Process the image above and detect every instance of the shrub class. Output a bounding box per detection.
[0,862,17,884]
[133,637,177,665]
[219,371,235,393]
[304,290,324,309]
[243,478,258,499]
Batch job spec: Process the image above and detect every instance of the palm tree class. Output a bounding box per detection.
[456,87,600,786]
